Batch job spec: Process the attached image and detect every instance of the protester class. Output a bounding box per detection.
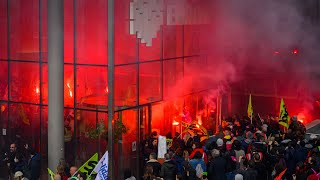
[13,171,29,180]
[140,113,317,180]
[146,152,162,177]
[160,153,177,180]
[27,149,41,180]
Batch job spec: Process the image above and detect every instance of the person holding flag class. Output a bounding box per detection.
[247,94,253,124]
[93,151,109,180]
[71,153,98,180]
[279,98,290,128]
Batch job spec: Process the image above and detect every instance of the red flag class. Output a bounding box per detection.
[274,168,287,180]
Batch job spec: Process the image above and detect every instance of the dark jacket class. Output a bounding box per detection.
[293,147,307,165]
[28,153,41,180]
[160,160,177,180]
[207,157,226,180]
[284,147,296,175]
[146,159,162,177]
[243,168,258,180]
[171,137,184,152]
[14,160,28,174]
[254,162,267,180]
[181,167,197,180]
[172,155,185,175]
[7,151,17,173]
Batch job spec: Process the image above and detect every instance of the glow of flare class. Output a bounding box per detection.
[35,87,40,94]
[105,87,109,93]
[66,83,72,97]
[172,120,179,126]
[297,113,306,124]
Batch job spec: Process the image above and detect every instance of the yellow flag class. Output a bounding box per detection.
[279,99,290,128]
[47,168,55,180]
[77,153,99,179]
[247,94,253,120]
[18,104,30,126]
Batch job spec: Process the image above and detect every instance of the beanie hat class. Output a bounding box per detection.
[235,174,243,180]
[216,138,224,147]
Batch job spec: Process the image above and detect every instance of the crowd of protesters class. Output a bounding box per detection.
[139,115,320,180]
[0,142,41,180]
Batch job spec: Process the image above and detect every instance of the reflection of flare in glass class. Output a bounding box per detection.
[66,83,72,97]
[105,87,109,93]
[35,87,40,94]
[172,120,179,126]
[1,105,5,112]
[197,115,202,125]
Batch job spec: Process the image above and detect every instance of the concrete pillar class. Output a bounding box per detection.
[48,0,64,174]
[107,0,115,179]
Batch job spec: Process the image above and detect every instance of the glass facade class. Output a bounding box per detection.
[0,0,216,177]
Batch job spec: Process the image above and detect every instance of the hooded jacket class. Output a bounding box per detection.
[189,148,208,164]
[146,159,162,177]
[207,156,226,180]
[160,160,177,180]
[28,153,41,180]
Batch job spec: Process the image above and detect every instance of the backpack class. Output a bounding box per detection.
[195,163,203,178]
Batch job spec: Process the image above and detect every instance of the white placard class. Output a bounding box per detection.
[132,141,137,152]
[157,135,167,159]
[2,128,6,136]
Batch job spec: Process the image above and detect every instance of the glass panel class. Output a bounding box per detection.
[76,110,99,164]
[64,109,76,163]
[64,0,74,63]
[41,107,48,162]
[97,112,108,155]
[139,31,161,61]
[0,103,8,135]
[115,65,137,110]
[64,65,75,107]
[184,25,210,56]
[41,0,48,61]
[10,62,40,103]
[0,61,8,100]
[10,0,39,61]
[119,109,137,175]
[77,66,107,109]
[152,99,185,137]
[163,25,183,59]
[163,59,183,99]
[41,65,48,105]
[0,0,7,60]
[139,62,161,104]
[41,64,74,107]
[9,103,40,150]
[115,0,136,65]
[151,103,165,134]
[183,56,209,94]
[76,0,107,65]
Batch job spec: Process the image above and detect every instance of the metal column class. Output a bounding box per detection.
[107,0,115,179]
[48,0,64,174]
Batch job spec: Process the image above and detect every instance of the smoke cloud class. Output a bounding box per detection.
[166,0,320,120]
